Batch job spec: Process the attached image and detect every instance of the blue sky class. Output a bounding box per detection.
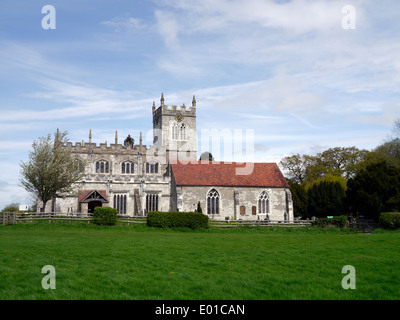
[1,0,399,209]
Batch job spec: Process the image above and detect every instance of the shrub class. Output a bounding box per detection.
[379,212,400,229]
[332,215,347,228]
[311,215,348,228]
[92,207,118,226]
[196,202,203,213]
[147,211,208,229]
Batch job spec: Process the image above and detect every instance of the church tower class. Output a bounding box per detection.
[152,93,197,162]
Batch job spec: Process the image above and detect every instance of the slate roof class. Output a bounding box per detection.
[170,161,289,188]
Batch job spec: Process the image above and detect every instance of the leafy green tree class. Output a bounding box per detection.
[280,154,315,184]
[287,179,308,218]
[307,181,346,218]
[346,161,400,220]
[20,130,85,212]
[280,147,369,185]
[1,203,20,213]
[374,138,400,167]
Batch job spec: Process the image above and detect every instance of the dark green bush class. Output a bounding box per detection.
[311,215,348,228]
[92,207,118,226]
[147,211,208,229]
[379,212,400,229]
[332,215,347,228]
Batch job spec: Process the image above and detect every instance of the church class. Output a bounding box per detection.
[43,94,293,221]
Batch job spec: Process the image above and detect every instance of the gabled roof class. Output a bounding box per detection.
[78,190,108,203]
[170,161,289,188]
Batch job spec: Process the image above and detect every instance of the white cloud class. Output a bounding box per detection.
[101,16,144,31]
[154,10,180,49]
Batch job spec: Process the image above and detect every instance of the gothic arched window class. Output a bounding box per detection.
[258,191,270,214]
[113,194,127,214]
[146,194,159,212]
[207,188,220,215]
[96,160,110,173]
[180,123,186,140]
[146,162,159,174]
[172,123,178,140]
[121,161,134,174]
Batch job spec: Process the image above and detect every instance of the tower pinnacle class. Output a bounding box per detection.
[161,93,164,107]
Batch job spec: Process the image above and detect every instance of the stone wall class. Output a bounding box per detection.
[177,185,293,221]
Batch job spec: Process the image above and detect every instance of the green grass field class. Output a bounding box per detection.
[0,222,399,300]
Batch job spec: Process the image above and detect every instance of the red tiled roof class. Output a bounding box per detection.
[78,190,108,202]
[170,161,289,188]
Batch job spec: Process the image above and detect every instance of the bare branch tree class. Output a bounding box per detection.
[394,118,400,138]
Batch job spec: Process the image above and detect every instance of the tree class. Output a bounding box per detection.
[196,201,203,213]
[199,152,214,161]
[20,130,85,212]
[287,179,308,218]
[346,161,400,221]
[393,118,400,138]
[1,203,20,213]
[280,147,369,185]
[307,181,346,218]
[374,138,400,167]
[280,154,315,184]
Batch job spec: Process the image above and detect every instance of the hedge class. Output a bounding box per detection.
[147,211,208,229]
[379,212,400,229]
[311,215,347,228]
[92,207,118,226]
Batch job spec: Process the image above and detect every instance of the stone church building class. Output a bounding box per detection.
[43,94,293,221]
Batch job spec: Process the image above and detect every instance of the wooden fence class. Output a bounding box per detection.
[1,212,311,228]
[209,219,312,228]
[0,212,147,226]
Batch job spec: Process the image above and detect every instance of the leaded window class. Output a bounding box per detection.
[146,194,159,212]
[180,123,186,140]
[172,123,178,140]
[207,189,220,214]
[258,191,270,214]
[146,162,159,174]
[96,160,110,173]
[113,194,127,214]
[121,161,134,174]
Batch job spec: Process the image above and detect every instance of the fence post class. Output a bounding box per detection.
[49,213,51,224]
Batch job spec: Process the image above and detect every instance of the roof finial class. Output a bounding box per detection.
[152,101,156,112]
[192,95,196,107]
[161,93,164,107]
[115,130,118,145]
[89,129,92,144]
[140,131,143,146]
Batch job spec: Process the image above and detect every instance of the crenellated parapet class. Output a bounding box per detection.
[152,93,196,119]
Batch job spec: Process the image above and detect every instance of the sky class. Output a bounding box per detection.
[0,0,399,209]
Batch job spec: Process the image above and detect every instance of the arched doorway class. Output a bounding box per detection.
[88,201,102,213]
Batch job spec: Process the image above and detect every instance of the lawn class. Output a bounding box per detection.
[0,222,399,300]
